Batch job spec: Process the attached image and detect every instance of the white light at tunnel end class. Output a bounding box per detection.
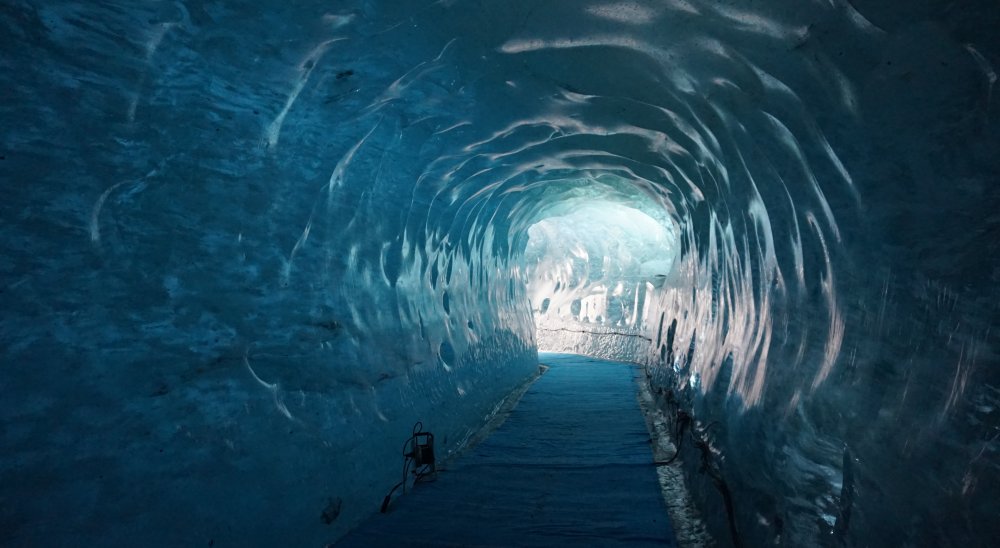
[523,197,679,338]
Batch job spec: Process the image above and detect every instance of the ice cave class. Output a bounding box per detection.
[1,0,998,546]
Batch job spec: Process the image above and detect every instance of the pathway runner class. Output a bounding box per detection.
[338,353,677,547]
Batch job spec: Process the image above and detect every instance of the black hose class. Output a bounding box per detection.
[712,473,741,548]
[380,480,404,513]
[381,421,425,512]
[654,387,742,546]
[653,409,691,466]
[693,435,742,548]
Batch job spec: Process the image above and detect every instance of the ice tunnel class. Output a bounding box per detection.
[1,0,998,546]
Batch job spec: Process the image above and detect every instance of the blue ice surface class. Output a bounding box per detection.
[338,353,676,547]
[2,1,999,546]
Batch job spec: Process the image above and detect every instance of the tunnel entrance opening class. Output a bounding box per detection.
[519,198,680,353]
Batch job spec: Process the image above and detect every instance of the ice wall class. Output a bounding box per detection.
[1,0,998,546]
[1,2,542,544]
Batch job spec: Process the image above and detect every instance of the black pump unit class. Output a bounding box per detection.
[381,422,436,513]
[409,429,435,468]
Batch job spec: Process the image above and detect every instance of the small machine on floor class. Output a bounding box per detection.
[381,421,436,513]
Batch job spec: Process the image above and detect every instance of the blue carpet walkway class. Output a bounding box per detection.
[338,353,677,547]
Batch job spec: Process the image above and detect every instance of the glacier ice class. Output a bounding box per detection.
[1,0,998,546]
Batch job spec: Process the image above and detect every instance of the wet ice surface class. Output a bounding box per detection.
[2,0,999,546]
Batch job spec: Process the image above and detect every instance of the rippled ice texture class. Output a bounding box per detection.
[1,0,998,546]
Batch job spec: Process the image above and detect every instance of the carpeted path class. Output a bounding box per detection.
[337,353,677,547]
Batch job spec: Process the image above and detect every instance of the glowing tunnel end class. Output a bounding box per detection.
[520,190,680,354]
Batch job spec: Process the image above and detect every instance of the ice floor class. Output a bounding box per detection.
[338,353,677,547]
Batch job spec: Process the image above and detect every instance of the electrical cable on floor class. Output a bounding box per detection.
[381,421,436,513]
[653,409,691,466]
[691,422,742,548]
[651,385,743,547]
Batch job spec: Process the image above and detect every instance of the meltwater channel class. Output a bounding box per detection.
[1,1,998,546]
